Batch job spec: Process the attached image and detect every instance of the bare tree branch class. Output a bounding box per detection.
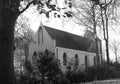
[106,0,113,6]
[19,0,34,14]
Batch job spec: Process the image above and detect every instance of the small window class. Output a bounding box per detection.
[75,54,79,66]
[85,55,88,68]
[63,53,67,66]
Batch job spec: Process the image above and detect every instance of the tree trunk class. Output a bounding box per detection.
[92,3,100,65]
[100,7,110,63]
[105,9,110,64]
[115,52,118,62]
[105,39,110,63]
[0,7,19,84]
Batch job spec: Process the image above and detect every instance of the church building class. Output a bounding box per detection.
[29,23,102,71]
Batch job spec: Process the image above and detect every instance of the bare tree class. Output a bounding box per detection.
[98,0,120,63]
[14,14,35,61]
[110,40,120,62]
[70,0,120,63]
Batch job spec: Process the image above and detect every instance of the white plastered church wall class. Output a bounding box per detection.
[56,47,96,71]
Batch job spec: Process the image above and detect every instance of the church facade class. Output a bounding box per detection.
[29,24,102,71]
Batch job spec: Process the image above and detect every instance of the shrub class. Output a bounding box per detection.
[87,62,120,80]
[58,75,71,84]
[66,70,88,83]
[66,62,120,83]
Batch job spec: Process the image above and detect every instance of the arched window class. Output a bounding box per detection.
[32,51,37,63]
[94,56,97,66]
[33,51,37,56]
[38,27,43,44]
[85,55,88,68]
[63,53,67,66]
[75,54,79,66]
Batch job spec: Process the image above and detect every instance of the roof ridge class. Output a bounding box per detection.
[43,25,86,39]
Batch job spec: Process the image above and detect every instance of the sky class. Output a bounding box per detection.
[23,6,85,35]
[22,4,120,62]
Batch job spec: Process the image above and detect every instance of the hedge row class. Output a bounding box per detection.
[66,62,120,83]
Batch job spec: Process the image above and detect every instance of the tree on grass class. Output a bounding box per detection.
[0,0,71,83]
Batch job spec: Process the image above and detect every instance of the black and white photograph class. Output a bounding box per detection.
[0,0,120,84]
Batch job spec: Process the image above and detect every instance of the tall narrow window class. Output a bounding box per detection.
[75,54,79,66]
[85,55,88,68]
[63,53,67,66]
[94,56,97,66]
[38,27,43,44]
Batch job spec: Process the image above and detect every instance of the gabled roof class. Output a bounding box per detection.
[43,25,95,52]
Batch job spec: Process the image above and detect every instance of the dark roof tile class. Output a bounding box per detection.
[43,25,95,52]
